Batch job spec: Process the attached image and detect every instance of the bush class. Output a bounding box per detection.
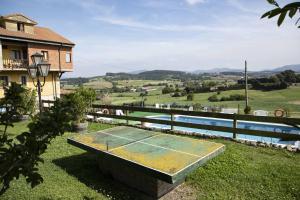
[193,103,202,111]
[187,93,194,101]
[220,94,245,101]
[172,92,181,97]
[210,94,245,102]
[2,82,37,117]
[98,93,112,105]
[208,94,219,102]
[244,106,251,114]
[0,89,74,195]
[64,87,96,123]
[162,86,175,94]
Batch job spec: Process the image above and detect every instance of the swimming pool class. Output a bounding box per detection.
[146,115,300,146]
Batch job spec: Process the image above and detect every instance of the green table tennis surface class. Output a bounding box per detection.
[68,126,225,183]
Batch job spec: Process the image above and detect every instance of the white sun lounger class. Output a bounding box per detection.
[221,108,238,114]
[253,110,269,116]
[116,109,125,116]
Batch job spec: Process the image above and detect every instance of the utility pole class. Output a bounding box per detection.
[245,60,249,108]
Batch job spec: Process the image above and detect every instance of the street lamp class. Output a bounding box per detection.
[27,52,51,112]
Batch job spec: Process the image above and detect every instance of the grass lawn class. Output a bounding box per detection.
[2,121,299,200]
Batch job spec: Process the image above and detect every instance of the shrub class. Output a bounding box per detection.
[229,94,246,101]
[162,86,175,94]
[193,103,202,111]
[244,106,251,114]
[208,94,219,102]
[187,93,194,101]
[99,93,112,105]
[172,92,181,97]
[2,82,37,117]
[0,97,74,195]
[220,94,245,101]
[65,87,96,123]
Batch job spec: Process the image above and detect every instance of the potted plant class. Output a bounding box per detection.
[66,87,96,132]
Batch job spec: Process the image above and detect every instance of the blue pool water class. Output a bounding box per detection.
[147,115,300,145]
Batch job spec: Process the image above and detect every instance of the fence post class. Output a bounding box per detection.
[171,113,175,131]
[126,109,129,125]
[233,114,237,139]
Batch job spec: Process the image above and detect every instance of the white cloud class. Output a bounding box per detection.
[58,0,300,77]
[93,16,247,33]
[226,0,261,14]
[185,0,206,6]
[69,21,300,77]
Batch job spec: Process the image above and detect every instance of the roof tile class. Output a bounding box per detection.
[0,26,75,46]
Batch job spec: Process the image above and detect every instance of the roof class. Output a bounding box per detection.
[0,26,75,46]
[0,13,37,25]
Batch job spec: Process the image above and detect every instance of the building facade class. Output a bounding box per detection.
[0,13,75,99]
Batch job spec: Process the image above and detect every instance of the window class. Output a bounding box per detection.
[22,49,28,60]
[65,52,71,63]
[11,50,21,59]
[42,51,49,61]
[21,76,27,86]
[17,23,25,32]
[0,76,9,86]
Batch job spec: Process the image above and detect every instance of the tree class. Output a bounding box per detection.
[140,92,148,107]
[187,93,194,101]
[0,85,74,195]
[262,0,300,28]
[208,94,219,102]
[0,83,36,122]
[162,85,175,94]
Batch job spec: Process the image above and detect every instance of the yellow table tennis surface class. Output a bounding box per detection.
[68,126,225,183]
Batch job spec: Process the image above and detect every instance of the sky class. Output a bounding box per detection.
[1,0,299,77]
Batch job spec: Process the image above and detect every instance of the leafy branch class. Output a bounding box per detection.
[262,0,300,28]
[0,83,73,195]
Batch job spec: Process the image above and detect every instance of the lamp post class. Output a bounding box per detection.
[244,60,249,108]
[27,52,51,112]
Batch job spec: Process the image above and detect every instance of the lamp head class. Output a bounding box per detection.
[27,64,38,79]
[38,61,51,77]
[31,52,44,65]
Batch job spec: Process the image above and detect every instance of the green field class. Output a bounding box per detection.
[1,121,300,200]
[61,78,300,117]
[110,86,300,117]
[83,78,113,89]
[116,80,170,87]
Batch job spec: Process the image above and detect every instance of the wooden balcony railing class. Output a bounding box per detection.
[2,58,29,69]
[42,100,300,141]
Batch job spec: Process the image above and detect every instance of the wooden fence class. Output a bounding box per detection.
[42,100,300,141]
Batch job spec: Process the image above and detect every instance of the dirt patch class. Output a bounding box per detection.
[289,101,300,105]
[160,183,197,200]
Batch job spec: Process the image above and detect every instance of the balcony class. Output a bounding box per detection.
[2,58,29,70]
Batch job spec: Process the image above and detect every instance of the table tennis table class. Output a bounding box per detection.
[68,126,225,198]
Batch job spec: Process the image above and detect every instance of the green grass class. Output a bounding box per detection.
[1,121,300,200]
[116,80,170,87]
[111,86,300,117]
[83,78,113,89]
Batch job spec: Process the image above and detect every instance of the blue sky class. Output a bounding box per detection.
[1,0,299,77]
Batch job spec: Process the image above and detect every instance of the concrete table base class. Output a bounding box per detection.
[98,156,183,199]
